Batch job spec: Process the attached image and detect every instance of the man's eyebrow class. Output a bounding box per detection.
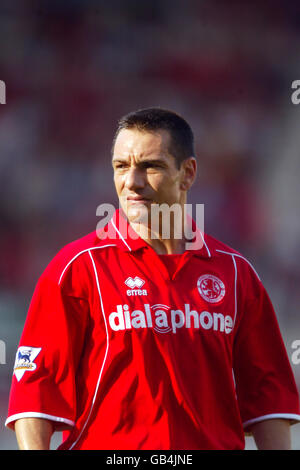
[111,157,128,166]
[112,155,167,162]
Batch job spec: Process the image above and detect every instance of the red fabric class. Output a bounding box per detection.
[6,210,300,450]
[158,254,182,278]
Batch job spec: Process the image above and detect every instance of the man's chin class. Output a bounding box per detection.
[124,206,150,225]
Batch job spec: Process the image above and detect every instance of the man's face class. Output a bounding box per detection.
[112,128,194,225]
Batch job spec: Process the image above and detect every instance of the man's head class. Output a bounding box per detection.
[112,107,195,169]
[112,107,197,227]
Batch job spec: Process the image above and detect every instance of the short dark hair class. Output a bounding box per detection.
[112,107,195,167]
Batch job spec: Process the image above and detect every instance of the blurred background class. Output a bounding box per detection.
[0,0,300,450]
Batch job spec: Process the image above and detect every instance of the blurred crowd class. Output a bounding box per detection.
[0,1,300,445]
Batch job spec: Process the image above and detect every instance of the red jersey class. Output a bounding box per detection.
[5,210,300,449]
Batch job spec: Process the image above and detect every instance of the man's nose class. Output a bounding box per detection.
[124,167,145,191]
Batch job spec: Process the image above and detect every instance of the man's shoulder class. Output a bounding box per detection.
[205,233,261,281]
[41,230,117,284]
[205,233,242,257]
[55,229,107,258]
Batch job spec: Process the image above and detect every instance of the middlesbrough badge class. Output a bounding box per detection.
[197,274,226,304]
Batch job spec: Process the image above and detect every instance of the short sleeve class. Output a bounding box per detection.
[5,273,89,431]
[233,261,300,430]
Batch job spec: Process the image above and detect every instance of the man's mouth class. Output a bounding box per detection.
[126,196,152,204]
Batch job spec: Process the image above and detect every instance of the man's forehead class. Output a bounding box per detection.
[113,128,171,157]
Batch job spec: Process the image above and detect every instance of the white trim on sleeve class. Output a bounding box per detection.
[216,250,261,281]
[231,254,238,326]
[5,412,75,429]
[243,413,300,429]
[66,249,110,450]
[58,245,117,285]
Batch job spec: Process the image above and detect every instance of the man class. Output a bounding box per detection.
[6,108,300,450]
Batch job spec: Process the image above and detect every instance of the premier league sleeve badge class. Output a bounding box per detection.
[13,346,42,381]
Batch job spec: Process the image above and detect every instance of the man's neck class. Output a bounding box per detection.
[129,221,188,254]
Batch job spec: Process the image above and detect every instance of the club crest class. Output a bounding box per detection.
[197,274,225,304]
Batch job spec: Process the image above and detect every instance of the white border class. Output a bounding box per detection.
[111,218,132,251]
[231,254,238,326]
[67,250,110,450]
[5,412,75,429]
[216,250,261,281]
[243,413,300,428]
[200,231,211,257]
[58,245,117,285]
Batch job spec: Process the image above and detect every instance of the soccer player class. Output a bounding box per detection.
[5,108,300,450]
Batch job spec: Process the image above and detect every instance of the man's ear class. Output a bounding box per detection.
[179,157,197,191]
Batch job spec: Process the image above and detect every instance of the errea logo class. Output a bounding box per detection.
[125,276,148,296]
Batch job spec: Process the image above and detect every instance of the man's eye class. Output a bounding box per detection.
[115,163,127,169]
[144,162,160,169]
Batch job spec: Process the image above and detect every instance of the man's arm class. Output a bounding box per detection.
[15,418,54,450]
[250,419,291,450]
